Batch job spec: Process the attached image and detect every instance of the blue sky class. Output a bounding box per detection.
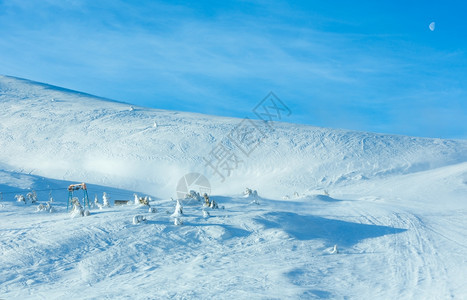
[0,0,466,139]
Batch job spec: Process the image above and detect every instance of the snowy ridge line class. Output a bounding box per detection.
[0,74,131,106]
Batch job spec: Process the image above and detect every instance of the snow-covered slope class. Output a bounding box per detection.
[1,75,465,198]
[1,75,466,299]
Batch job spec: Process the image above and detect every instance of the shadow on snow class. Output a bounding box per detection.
[255,211,406,247]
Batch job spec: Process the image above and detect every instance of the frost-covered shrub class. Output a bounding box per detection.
[27,191,38,203]
[15,194,26,204]
[185,190,201,202]
[140,196,150,206]
[243,188,258,198]
[133,215,146,225]
[134,194,150,206]
[36,203,46,212]
[36,198,55,213]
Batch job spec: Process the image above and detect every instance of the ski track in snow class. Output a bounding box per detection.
[0,75,466,299]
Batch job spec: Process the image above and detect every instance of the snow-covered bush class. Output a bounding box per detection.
[243,188,258,198]
[149,207,157,213]
[203,209,210,218]
[244,188,260,204]
[94,195,104,210]
[141,196,150,206]
[134,194,150,206]
[36,198,55,213]
[36,203,46,212]
[133,215,146,225]
[185,190,201,202]
[27,191,37,203]
[15,194,26,204]
[174,217,183,226]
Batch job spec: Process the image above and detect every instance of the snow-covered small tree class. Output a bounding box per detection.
[94,195,103,209]
[203,209,210,218]
[329,244,338,254]
[70,197,84,218]
[172,199,183,217]
[210,198,218,209]
[132,193,138,205]
[47,199,55,213]
[203,193,211,207]
[102,192,110,207]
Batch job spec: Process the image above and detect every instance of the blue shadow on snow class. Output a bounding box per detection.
[255,212,406,247]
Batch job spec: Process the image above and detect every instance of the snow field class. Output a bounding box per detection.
[0,75,466,299]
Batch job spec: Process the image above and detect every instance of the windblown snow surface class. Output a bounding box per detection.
[0,75,466,299]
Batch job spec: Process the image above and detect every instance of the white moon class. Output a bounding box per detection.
[429,22,435,31]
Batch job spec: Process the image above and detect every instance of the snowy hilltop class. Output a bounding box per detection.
[0,75,465,198]
[0,75,466,299]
